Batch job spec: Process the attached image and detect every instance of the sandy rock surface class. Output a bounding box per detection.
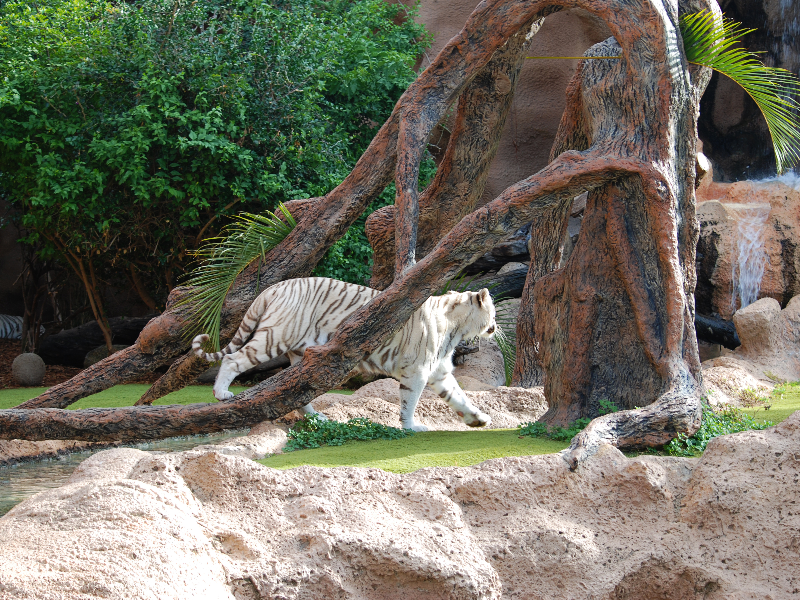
[453,338,507,388]
[309,379,547,431]
[703,296,800,384]
[1,413,798,599]
[702,366,771,406]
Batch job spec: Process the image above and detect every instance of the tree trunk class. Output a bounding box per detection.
[367,17,542,289]
[2,0,720,469]
[513,0,717,466]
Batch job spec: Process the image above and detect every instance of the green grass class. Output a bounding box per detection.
[258,429,568,473]
[0,385,354,411]
[742,380,800,425]
[0,384,246,410]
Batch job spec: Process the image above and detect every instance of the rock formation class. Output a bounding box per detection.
[10,353,45,387]
[1,413,797,598]
[696,178,800,320]
[703,295,800,383]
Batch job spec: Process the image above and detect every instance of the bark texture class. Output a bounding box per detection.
[367,17,542,289]
[1,0,720,467]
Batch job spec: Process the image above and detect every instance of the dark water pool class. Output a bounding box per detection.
[0,430,247,517]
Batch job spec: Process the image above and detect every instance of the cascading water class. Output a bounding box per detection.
[729,201,771,312]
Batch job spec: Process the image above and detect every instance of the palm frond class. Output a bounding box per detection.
[493,300,518,386]
[680,10,800,174]
[179,203,296,350]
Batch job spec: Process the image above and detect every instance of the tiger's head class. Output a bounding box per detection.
[454,287,496,340]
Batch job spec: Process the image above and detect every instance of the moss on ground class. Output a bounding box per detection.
[258,429,568,473]
[742,380,800,425]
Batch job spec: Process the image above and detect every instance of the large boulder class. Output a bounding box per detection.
[1,413,798,598]
[702,295,800,383]
[696,178,800,320]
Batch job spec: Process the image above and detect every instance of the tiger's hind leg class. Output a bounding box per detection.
[213,340,280,401]
[429,371,492,428]
[286,351,328,421]
[213,352,248,401]
[397,374,430,432]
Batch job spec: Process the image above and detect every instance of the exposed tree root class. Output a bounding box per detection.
[564,367,703,470]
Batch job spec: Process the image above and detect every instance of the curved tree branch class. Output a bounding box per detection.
[0,149,657,440]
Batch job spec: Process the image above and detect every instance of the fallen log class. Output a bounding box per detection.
[463,264,529,300]
[694,313,740,349]
[38,316,157,367]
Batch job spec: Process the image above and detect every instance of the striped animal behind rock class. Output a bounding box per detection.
[0,315,23,340]
[193,277,496,431]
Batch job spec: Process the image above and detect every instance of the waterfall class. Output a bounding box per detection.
[729,202,771,312]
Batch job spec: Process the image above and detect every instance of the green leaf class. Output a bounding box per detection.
[178,203,296,349]
[680,10,800,173]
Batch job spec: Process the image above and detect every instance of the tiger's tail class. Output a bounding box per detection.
[192,293,269,362]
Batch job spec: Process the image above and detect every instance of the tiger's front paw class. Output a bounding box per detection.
[404,422,430,432]
[214,389,235,401]
[463,410,491,428]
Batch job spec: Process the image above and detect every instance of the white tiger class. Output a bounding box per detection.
[0,315,45,340]
[0,315,23,340]
[192,277,494,431]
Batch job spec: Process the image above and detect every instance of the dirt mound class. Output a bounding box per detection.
[1,413,797,598]
[310,379,548,431]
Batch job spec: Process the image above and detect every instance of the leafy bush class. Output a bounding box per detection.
[519,417,593,442]
[0,0,430,316]
[518,398,618,442]
[665,402,773,456]
[285,413,413,451]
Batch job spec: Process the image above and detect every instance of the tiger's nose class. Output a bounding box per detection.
[486,324,495,334]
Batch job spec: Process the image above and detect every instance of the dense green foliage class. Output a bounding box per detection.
[0,0,429,308]
[285,414,413,452]
[665,402,772,456]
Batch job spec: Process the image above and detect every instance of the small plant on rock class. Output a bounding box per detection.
[664,401,772,457]
[738,387,770,408]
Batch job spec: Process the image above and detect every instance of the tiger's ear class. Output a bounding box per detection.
[476,288,490,307]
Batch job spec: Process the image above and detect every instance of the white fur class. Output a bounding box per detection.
[193,277,495,430]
